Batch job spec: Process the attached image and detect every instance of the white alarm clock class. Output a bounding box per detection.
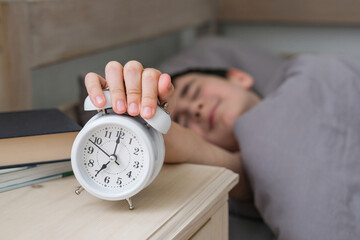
[71,90,171,209]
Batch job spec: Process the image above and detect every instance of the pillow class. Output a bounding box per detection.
[157,36,285,97]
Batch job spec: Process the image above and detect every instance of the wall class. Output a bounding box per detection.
[221,23,360,56]
[32,31,195,109]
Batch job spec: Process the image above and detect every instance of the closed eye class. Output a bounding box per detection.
[180,79,195,98]
[191,86,200,100]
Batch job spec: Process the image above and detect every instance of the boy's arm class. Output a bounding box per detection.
[84,60,252,200]
[164,122,252,200]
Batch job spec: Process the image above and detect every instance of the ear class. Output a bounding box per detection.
[226,68,254,90]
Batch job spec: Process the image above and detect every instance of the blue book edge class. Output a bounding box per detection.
[0,171,74,193]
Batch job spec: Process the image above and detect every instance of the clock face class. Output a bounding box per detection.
[78,123,151,196]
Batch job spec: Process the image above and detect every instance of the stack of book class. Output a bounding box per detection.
[0,109,81,192]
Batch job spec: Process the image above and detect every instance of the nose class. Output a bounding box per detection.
[190,102,203,121]
[174,99,205,124]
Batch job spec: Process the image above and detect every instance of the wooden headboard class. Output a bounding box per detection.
[1,0,358,112]
[0,0,217,111]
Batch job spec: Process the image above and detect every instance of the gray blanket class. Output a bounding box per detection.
[234,55,360,239]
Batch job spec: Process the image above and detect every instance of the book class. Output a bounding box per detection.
[0,109,81,168]
[0,171,74,192]
[0,161,73,192]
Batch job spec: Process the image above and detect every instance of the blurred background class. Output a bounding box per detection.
[1,0,359,112]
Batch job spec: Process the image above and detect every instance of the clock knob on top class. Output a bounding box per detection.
[84,90,171,134]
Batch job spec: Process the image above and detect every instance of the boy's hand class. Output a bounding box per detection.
[85,60,175,119]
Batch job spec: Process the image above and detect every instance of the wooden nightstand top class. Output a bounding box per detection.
[0,163,238,239]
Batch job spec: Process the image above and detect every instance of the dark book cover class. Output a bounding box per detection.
[0,109,81,139]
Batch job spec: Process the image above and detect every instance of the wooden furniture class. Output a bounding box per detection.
[0,0,217,111]
[0,163,238,239]
[1,0,359,112]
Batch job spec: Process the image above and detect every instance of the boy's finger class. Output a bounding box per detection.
[141,68,161,119]
[85,72,107,108]
[124,61,143,116]
[158,73,176,114]
[105,61,127,114]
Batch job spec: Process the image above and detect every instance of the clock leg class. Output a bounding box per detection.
[75,186,84,195]
[126,198,135,210]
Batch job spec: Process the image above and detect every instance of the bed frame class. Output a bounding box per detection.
[1,0,359,111]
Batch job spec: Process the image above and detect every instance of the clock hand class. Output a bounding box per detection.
[112,136,121,165]
[89,139,110,157]
[113,135,120,155]
[95,161,110,177]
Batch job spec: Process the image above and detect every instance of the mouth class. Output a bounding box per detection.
[209,100,220,130]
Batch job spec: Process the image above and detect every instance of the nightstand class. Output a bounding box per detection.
[1,163,238,239]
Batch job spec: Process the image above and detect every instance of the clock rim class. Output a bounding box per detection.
[71,114,156,200]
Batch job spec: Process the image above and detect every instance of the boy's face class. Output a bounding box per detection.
[172,71,260,151]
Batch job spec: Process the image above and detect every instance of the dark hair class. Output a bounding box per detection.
[170,68,228,83]
[170,67,262,99]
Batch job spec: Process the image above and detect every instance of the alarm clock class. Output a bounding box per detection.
[71,90,171,209]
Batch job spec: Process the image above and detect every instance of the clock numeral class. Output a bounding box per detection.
[104,176,110,184]
[87,146,94,154]
[88,159,95,167]
[116,130,125,139]
[129,138,133,145]
[133,147,139,155]
[105,131,112,138]
[126,171,132,178]
[116,177,122,185]
[133,161,139,168]
[94,137,102,145]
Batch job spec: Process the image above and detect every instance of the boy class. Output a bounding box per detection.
[84,37,360,239]
[84,60,256,200]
